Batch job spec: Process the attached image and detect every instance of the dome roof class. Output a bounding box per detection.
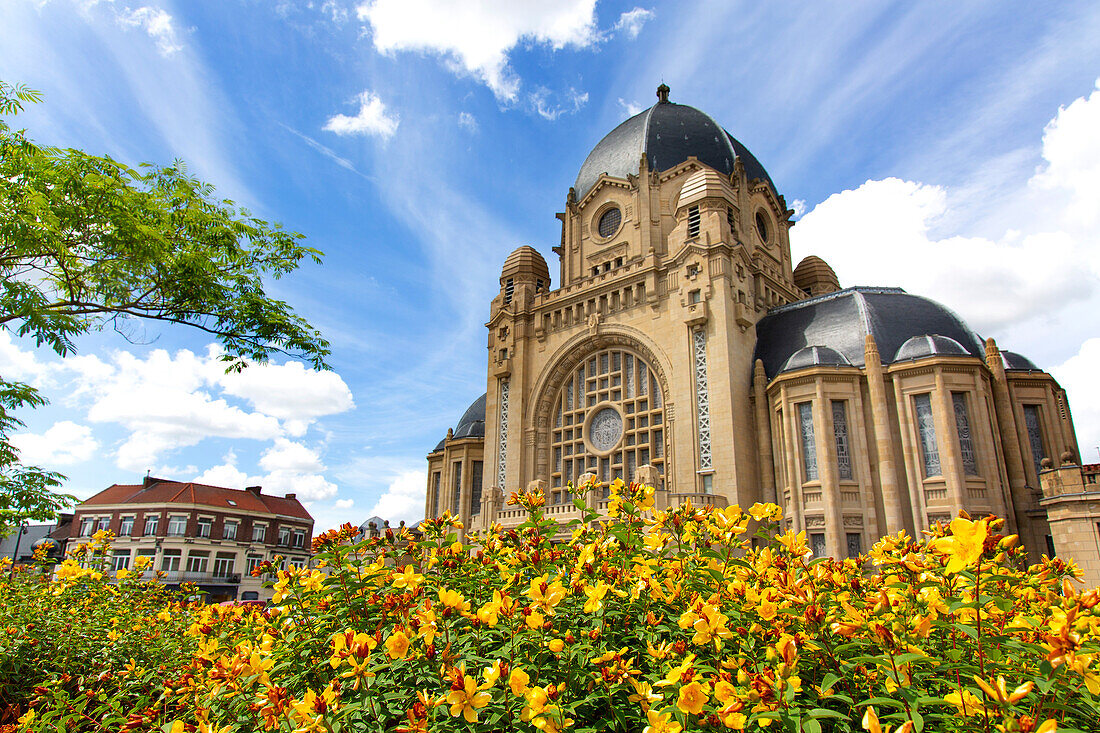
[1001,350,1039,371]
[780,346,852,373]
[433,393,487,451]
[793,256,841,296]
[754,287,985,379]
[573,87,777,202]
[501,245,550,284]
[894,334,970,362]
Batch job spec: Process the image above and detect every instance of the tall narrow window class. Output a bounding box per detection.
[687,205,700,238]
[1023,405,1046,479]
[914,393,941,477]
[832,400,852,480]
[846,533,862,559]
[470,461,483,515]
[143,514,159,536]
[952,392,979,475]
[726,206,735,234]
[223,520,238,541]
[798,402,818,481]
[432,472,441,516]
[810,532,827,558]
[504,278,514,305]
[119,516,134,536]
[451,462,463,516]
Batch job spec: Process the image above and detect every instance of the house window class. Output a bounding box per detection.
[913,393,941,477]
[832,400,853,481]
[290,557,306,568]
[186,552,209,574]
[212,553,235,578]
[432,472,441,516]
[79,517,95,536]
[470,461,483,515]
[798,402,818,481]
[952,392,979,475]
[810,532,827,558]
[688,289,701,304]
[846,533,862,559]
[1023,405,1046,480]
[701,473,713,494]
[278,527,291,546]
[246,555,264,574]
[119,516,134,536]
[687,205,700,238]
[111,550,130,571]
[223,520,239,541]
[292,530,306,549]
[167,515,187,536]
[143,514,159,536]
[252,523,267,543]
[97,517,110,533]
[451,462,463,516]
[196,517,212,538]
[161,549,181,573]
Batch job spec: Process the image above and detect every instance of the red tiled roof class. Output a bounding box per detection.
[79,479,312,521]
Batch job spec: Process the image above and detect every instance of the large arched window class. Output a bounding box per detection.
[550,347,666,502]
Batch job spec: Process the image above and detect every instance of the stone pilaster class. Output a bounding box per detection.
[863,335,905,535]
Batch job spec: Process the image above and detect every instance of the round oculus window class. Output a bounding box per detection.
[588,407,623,452]
[597,207,622,239]
[755,211,770,243]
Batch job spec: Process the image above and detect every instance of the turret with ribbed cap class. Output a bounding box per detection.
[793,255,840,297]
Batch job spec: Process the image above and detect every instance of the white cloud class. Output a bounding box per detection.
[116,6,184,56]
[259,438,326,474]
[613,7,654,39]
[218,359,355,420]
[1052,338,1100,465]
[323,90,399,138]
[792,79,1100,336]
[321,0,350,25]
[365,468,426,525]
[457,111,478,133]
[790,199,807,219]
[532,86,588,121]
[356,0,599,100]
[192,446,339,501]
[12,421,99,466]
[334,498,354,509]
[617,98,645,117]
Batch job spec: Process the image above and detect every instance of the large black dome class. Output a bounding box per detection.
[574,88,777,201]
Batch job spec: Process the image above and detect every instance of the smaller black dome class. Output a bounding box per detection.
[434,394,487,451]
[780,345,852,373]
[1001,350,1040,371]
[894,334,970,362]
[32,536,61,556]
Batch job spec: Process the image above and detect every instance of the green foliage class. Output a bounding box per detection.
[0,79,331,532]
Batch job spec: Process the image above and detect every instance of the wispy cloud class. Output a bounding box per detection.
[280,122,376,180]
[457,111,478,133]
[323,89,399,139]
[613,7,654,39]
[116,6,184,56]
[531,86,588,121]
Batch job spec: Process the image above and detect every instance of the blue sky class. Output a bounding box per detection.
[3,0,1100,532]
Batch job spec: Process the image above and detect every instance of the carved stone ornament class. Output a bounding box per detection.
[804,516,825,529]
[589,407,624,452]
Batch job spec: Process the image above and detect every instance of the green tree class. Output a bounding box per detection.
[0,81,331,536]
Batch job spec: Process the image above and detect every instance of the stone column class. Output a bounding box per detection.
[813,380,844,559]
[985,338,1030,538]
[932,369,967,511]
[863,335,905,535]
[753,360,777,504]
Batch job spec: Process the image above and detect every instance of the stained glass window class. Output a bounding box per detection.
[451,462,462,517]
[598,208,621,238]
[846,533,862,559]
[1023,405,1046,479]
[798,402,818,482]
[914,393,940,477]
[432,472,441,516]
[832,400,852,480]
[810,532,827,558]
[470,461,483,515]
[952,393,979,475]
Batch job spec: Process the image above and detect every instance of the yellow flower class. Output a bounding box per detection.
[548,638,565,653]
[438,588,471,614]
[446,674,491,722]
[677,681,708,715]
[385,630,410,660]
[944,689,986,717]
[583,581,610,613]
[643,707,683,733]
[509,668,531,696]
[482,660,503,688]
[299,569,325,592]
[527,574,567,613]
[526,609,546,630]
[748,502,782,521]
[972,675,1033,705]
[115,567,131,580]
[933,517,989,574]
[156,609,173,622]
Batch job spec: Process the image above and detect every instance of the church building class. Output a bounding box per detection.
[425,85,1084,566]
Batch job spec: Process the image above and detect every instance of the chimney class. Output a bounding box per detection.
[285,493,296,500]
[246,485,262,496]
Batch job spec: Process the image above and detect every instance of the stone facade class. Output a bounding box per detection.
[426,87,1085,568]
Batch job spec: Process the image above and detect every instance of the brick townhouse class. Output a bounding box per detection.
[64,476,314,602]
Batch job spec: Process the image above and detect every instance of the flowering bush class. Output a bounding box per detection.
[0,533,195,731]
[6,480,1100,732]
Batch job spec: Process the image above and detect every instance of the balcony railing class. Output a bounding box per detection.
[157,571,242,585]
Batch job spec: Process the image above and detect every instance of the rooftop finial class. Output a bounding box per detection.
[656,83,670,103]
